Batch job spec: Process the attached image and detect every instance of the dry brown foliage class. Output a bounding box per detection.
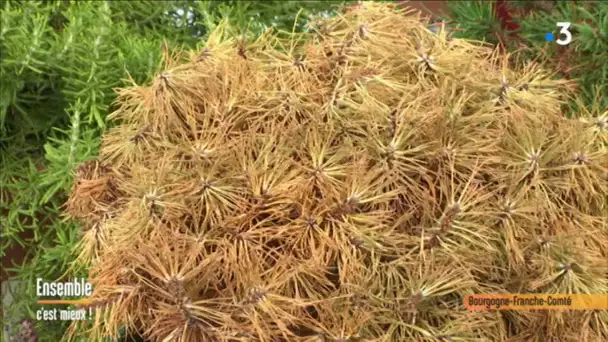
[65,3,607,341]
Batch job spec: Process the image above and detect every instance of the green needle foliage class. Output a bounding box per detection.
[445,1,607,112]
[445,1,499,43]
[0,1,345,340]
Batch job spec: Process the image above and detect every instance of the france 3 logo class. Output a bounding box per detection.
[545,22,573,46]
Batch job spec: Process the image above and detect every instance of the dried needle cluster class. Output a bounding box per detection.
[66,3,607,341]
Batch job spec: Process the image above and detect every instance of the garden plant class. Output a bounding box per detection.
[0,1,344,340]
[62,2,607,341]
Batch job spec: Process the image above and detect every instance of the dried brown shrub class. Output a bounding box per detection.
[65,3,607,341]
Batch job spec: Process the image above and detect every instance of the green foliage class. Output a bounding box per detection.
[0,0,346,340]
[203,0,343,34]
[3,219,84,341]
[446,1,498,43]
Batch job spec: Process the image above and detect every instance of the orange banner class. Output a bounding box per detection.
[464,294,608,311]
